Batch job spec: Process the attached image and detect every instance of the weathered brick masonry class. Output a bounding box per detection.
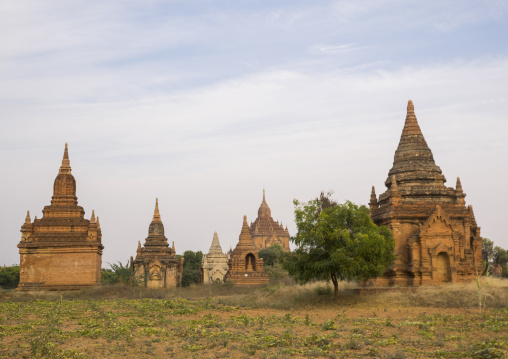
[18,144,103,290]
[367,101,482,286]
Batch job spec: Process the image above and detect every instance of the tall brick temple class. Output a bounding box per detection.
[225,215,269,285]
[132,199,183,288]
[367,100,482,286]
[249,190,290,252]
[18,144,104,290]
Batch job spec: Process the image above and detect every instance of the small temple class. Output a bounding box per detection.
[249,190,290,252]
[17,143,103,290]
[367,100,482,286]
[131,199,183,288]
[225,215,269,285]
[199,231,229,284]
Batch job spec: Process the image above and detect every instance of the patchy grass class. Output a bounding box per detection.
[0,279,507,358]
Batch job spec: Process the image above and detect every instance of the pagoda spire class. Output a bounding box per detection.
[258,189,271,218]
[208,231,224,255]
[369,186,378,210]
[386,100,444,187]
[456,177,463,192]
[90,210,96,223]
[59,143,72,174]
[152,198,161,222]
[24,210,31,224]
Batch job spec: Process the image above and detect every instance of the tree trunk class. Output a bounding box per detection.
[331,273,339,301]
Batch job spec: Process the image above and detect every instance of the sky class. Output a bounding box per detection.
[1,0,507,267]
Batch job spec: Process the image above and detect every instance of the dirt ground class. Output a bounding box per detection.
[0,294,506,358]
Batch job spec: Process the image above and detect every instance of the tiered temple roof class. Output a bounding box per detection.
[249,190,290,252]
[368,101,482,286]
[18,144,103,290]
[199,232,229,284]
[225,215,269,285]
[132,199,183,288]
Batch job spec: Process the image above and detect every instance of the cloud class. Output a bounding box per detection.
[1,1,508,266]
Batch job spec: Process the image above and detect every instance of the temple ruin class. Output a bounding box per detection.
[17,144,103,290]
[199,231,229,284]
[225,215,269,285]
[367,100,483,286]
[131,199,183,288]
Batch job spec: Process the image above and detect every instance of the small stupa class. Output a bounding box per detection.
[225,215,269,285]
[199,232,229,284]
[131,199,183,288]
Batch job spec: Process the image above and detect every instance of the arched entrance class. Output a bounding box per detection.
[435,252,451,283]
[245,253,256,271]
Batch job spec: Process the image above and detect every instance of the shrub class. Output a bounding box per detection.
[0,265,20,289]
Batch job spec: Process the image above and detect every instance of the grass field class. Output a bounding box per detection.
[0,279,506,358]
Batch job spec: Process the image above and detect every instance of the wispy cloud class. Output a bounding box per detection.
[1,1,507,266]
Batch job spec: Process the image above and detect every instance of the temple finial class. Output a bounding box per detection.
[172,241,175,251]
[369,186,378,210]
[90,210,96,223]
[456,177,463,192]
[137,240,141,251]
[407,99,414,113]
[263,188,266,201]
[152,198,161,221]
[25,210,31,224]
[59,143,71,174]
[96,216,101,229]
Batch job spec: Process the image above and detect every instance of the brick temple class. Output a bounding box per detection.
[17,144,103,290]
[131,199,183,288]
[225,215,269,285]
[250,190,290,252]
[199,231,229,284]
[367,100,483,286]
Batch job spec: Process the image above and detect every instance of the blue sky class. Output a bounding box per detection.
[1,0,507,266]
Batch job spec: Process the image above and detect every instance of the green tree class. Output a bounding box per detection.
[482,238,495,275]
[0,265,20,289]
[101,261,133,285]
[181,250,203,287]
[258,244,286,267]
[493,246,508,277]
[284,193,395,301]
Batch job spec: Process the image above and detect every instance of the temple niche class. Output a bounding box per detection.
[199,232,229,284]
[249,190,290,252]
[367,100,483,286]
[17,143,103,290]
[131,199,183,288]
[225,215,269,285]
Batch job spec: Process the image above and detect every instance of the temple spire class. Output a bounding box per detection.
[258,189,271,218]
[369,186,378,210]
[25,210,31,224]
[208,231,224,255]
[152,198,161,222]
[387,100,443,187]
[90,210,96,223]
[456,177,463,192]
[59,143,72,174]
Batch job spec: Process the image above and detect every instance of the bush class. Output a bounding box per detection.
[0,265,20,289]
[101,262,134,285]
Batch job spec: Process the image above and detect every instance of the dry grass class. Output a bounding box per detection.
[2,278,507,310]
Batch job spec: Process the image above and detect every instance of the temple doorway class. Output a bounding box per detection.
[435,252,451,283]
[245,254,256,271]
